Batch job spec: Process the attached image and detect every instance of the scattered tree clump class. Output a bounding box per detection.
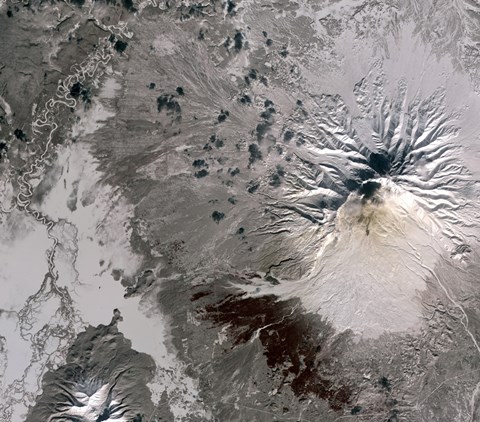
[269,165,285,187]
[255,100,276,141]
[270,173,281,187]
[114,40,128,53]
[192,159,207,168]
[240,94,251,104]
[14,129,28,142]
[157,95,181,114]
[217,110,229,123]
[283,130,294,142]
[122,0,137,12]
[194,169,209,178]
[248,69,257,80]
[70,82,91,103]
[233,31,243,51]
[229,167,240,176]
[226,0,236,15]
[248,143,262,164]
[379,376,392,392]
[279,45,289,57]
[211,211,225,223]
[247,179,259,193]
[351,406,362,415]
[0,141,8,158]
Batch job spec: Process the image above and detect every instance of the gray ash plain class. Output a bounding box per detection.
[2,0,480,421]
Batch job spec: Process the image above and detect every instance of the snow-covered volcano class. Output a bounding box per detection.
[243,64,480,338]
